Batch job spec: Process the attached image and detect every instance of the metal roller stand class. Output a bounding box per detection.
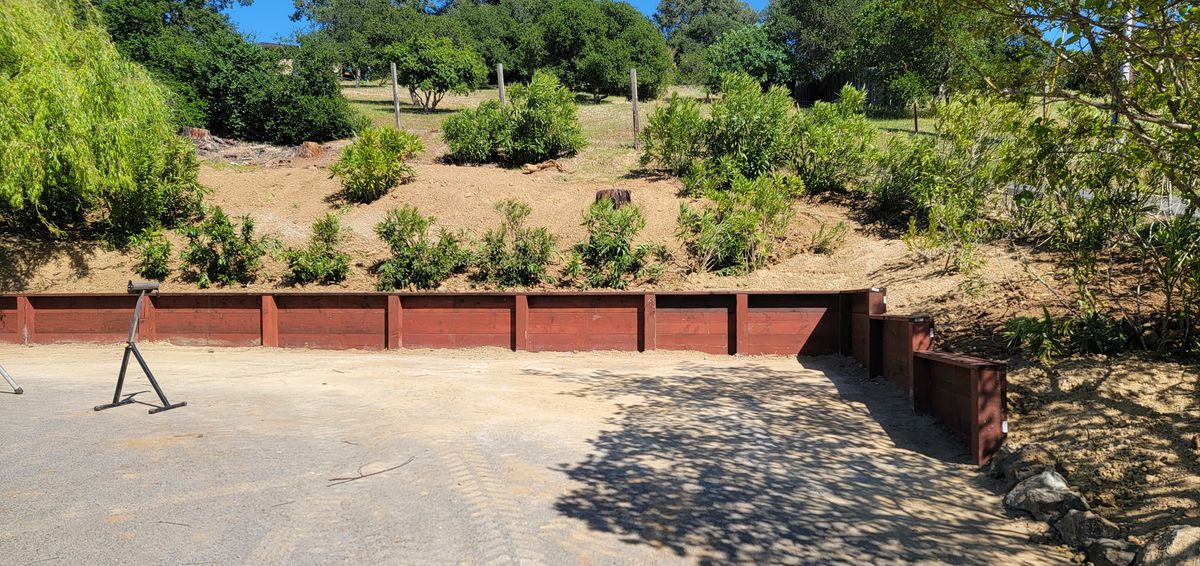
[1,365,21,394]
[94,281,186,414]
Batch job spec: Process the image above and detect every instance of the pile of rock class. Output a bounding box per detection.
[994,444,1200,566]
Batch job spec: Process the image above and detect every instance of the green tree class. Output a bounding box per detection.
[1,0,203,240]
[386,37,487,111]
[99,0,362,144]
[654,0,759,84]
[705,25,791,91]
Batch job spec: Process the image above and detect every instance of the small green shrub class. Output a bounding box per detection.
[179,207,268,288]
[563,200,663,289]
[374,205,470,290]
[442,71,585,165]
[677,173,803,274]
[132,231,171,280]
[443,100,509,163]
[811,221,848,255]
[1004,305,1128,361]
[705,72,795,181]
[865,135,938,227]
[283,213,351,285]
[329,127,425,203]
[639,93,705,176]
[474,200,556,287]
[792,84,877,192]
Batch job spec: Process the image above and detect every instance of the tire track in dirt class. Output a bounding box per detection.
[436,433,548,566]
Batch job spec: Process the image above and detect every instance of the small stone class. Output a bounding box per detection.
[297,141,322,158]
[1004,470,1089,521]
[1191,433,1200,451]
[1085,538,1137,566]
[1136,526,1200,565]
[1001,443,1058,488]
[1053,510,1121,548]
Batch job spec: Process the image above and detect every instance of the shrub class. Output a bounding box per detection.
[443,100,509,163]
[677,173,803,274]
[283,213,351,284]
[563,200,663,289]
[811,221,848,255]
[329,127,425,203]
[792,84,877,192]
[442,71,585,165]
[474,200,556,287]
[1004,306,1128,361]
[133,232,172,280]
[0,0,204,241]
[704,72,796,183]
[865,135,938,227]
[179,207,268,288]
[639,94,705,176]
[704,25,792,92]
[374,205,470,290]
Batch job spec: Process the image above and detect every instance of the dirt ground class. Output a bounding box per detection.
[1005,354,1200,539]
[0,343,1069,564]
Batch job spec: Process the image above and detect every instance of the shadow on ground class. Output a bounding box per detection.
[534,357,1045,564]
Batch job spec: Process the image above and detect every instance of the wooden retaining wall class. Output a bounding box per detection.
[0,290,884,356]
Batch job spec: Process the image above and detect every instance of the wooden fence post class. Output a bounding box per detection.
[514,294,528,351]
[390,62,401,130]
[387,295,402,350]
[630,67,640,149]
[497,63,507,106]
[641,294,656,352]
[261,295,279,348]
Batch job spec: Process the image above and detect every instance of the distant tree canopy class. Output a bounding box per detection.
[309,0,673,101]
[654,0,759,84]
[705,25,791,92]
[98,0,364,144]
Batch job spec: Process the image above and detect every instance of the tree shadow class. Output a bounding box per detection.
[350,98,458,115]
[534,357,1043,564]
[0,232,100,292]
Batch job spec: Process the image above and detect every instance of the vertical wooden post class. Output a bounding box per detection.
[387,295,402,350]
[734,293,748,355]
[140,295,158,343]
[16,296,32,345]
[641,294,656,352]
[497,63,507,106]
[630,67,640,149]
[261,295,279,348]
[390,62,402,131]
[514,294,529,351]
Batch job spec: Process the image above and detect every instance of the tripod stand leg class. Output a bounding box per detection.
[130,343,186,414]
[94,344,136,411]
[1,365,21,395]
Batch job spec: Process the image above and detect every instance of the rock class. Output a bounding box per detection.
[1136,526,1200,565]
[1053,510,1120,548]
[1191,433,1200,451]
[595,188,632,208]
[1085,539,1137,566]
[297,141,322,158]
[1004,470,1089,521]
[1002,443,1058,487]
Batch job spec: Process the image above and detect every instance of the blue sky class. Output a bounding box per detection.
[225,0,771,43]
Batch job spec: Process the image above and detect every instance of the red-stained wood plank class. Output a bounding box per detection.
[387,295,401,349]
[642,294,655,352]
[0,297,18,344]
[275,295,387,350]
[525,295,642,352]
[734,294,748,355]
[401,295,513,350]
[262,295,279,347]
[515,294,528,351]
[154,295,262,346]
[140,295,157,342]
[26,296,134,343]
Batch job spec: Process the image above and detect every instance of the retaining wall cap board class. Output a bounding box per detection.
[1,289,882,298]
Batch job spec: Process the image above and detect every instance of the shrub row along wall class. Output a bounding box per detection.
[0,290,880,356]
[0,289,1005,463]
[867,314,1007,465]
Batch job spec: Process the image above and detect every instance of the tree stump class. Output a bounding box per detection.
[595,188,632,208]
